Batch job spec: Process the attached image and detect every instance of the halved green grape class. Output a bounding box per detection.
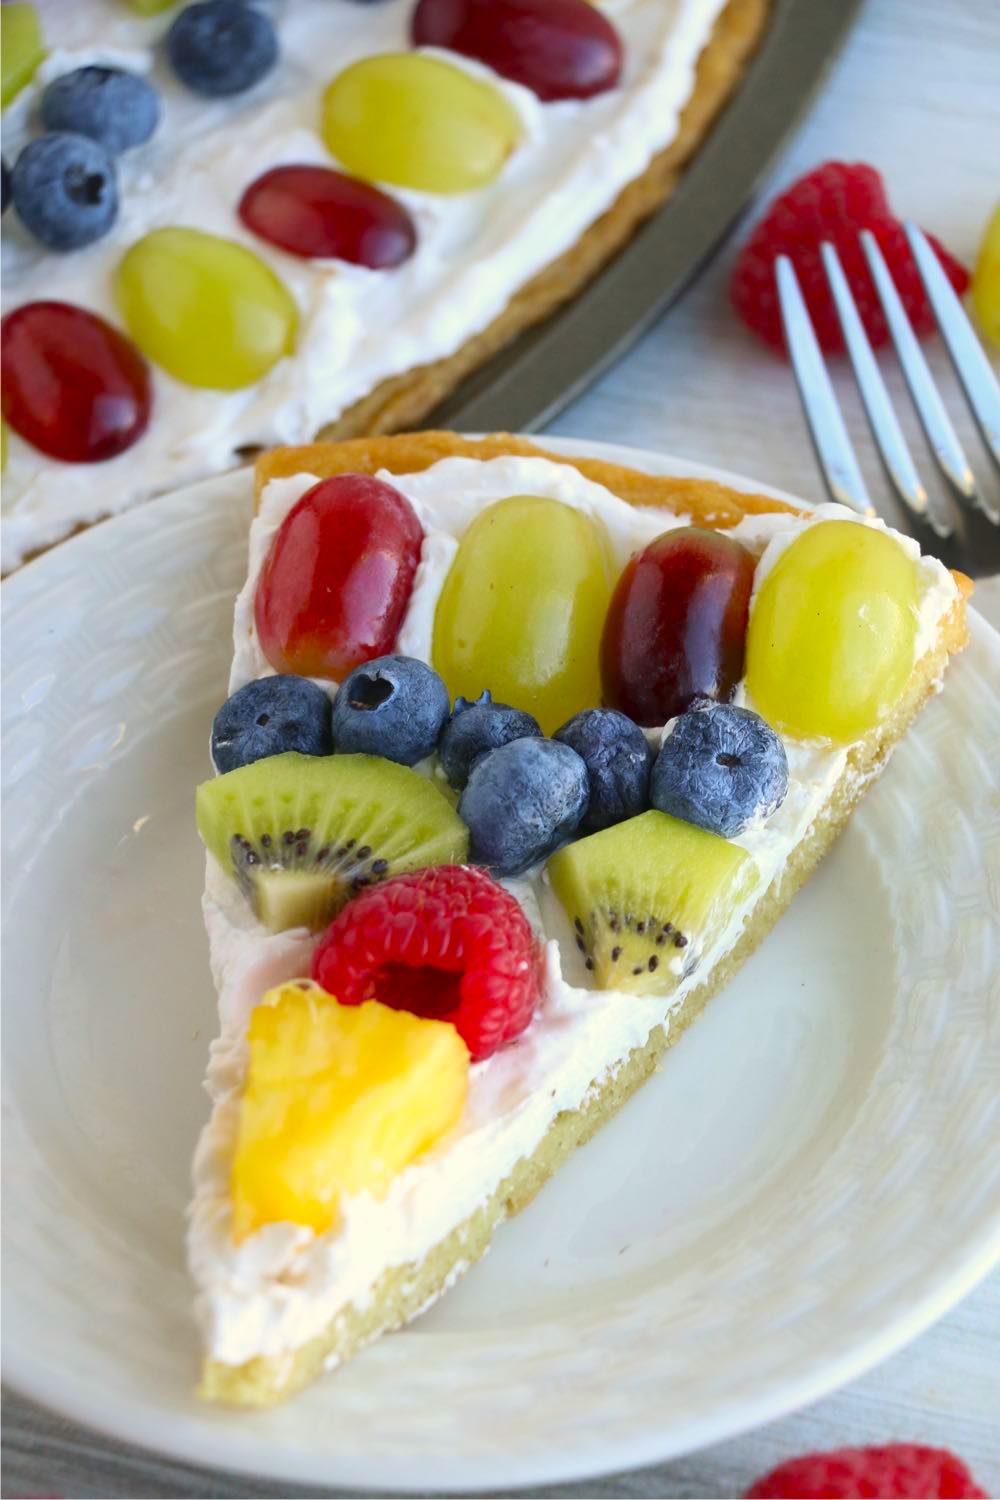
[745,520,921,745]
[113,227,297,390]
[432,495,613,734]
[321,53,521,194]
[2,4,46,109]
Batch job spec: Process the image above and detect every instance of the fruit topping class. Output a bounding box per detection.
[330,655,450,766]
[231,980,469,1240]
[167,0,278,98]
[40,67,160,155]
[2,4,46,110]
[650,701,788,839]
[731,162,969,355]
[547,810,758,995]
[11,133,118,251]
[601,526,755,728]
[113,227,297,390]
[312,865,540,1061]
[254,475,423,681]
[126,0,178,12]
[411,0,622,102]
[433,496,612,735]
[971,202,1000,348]
[1,301,151,463]
[554,708,651,832]
[745,1444,988,1500]
[321,54,522,194]
[745,519,920,744]
[239,164,417,268]
[196,751,468,932]
[438,691,541,792]
[458,737,588,877]
[211,675,333,774]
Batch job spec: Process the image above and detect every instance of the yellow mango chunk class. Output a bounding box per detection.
[231,982,469,1241]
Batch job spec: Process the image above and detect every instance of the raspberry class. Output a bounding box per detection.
[731,162,969,354]
[746,1443,988,1498]
[311,865,541,1061]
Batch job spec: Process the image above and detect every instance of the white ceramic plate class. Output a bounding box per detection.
[3,439,999,1494]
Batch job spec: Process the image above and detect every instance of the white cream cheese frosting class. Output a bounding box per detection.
[1,0,729,569]
[188,453,958,1366]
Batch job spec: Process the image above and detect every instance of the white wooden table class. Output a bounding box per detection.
[4,0,998,1493]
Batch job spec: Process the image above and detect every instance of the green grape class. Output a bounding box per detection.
[124,0,177,12]
[113,227,298,391]
[2,4,46,109]
[745,520,921,745]
[321,53,521,194]
[432,495,613,734]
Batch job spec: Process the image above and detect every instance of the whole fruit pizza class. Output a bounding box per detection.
[0,0,769,569]
[190,430,970,1405]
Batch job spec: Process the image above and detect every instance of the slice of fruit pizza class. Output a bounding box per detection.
[191,432,970,1406]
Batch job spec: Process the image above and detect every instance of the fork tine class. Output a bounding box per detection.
[820,242,952,538]
[861,230,998,526]
[775,255,873,516]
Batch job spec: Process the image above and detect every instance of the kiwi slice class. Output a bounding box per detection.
[547,810,758,996]
[197,751,468,932]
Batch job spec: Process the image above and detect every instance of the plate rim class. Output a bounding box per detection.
[3,436,999,1494]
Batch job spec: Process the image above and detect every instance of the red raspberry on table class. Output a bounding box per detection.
[745,1443,988,1498]
[311,864,541,1061]
[730,161,969,354]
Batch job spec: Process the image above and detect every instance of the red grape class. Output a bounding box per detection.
[255,474,423,681]
[410,0,622,102]
[1,300,151,463]
[600,527,755,726]
[239,165,417,268]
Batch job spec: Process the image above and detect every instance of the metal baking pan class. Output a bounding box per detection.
[432,0,863,434]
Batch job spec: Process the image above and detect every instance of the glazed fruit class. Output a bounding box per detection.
[168,1,278,97]
[554,707,652,832]
[548,810,758,995]
[433,495,613,734]
[126,0,177,11]
[330,656,450,766]
[411,0,622,102]
[255,475,423,681]
[458,736,589,877]
[312,865,540,1060]
[12,133,118,251]
[231,981,469,1240]
[1,302,151,463]
[239,164,416,268]
[211,676,334,774]
[971,202,1000,348]
[196,750,468,932]
[41,67,160,154]
[113,227,297,389]
[745,1444,988,1500]
[437,691,541,792]
[1,4,45,109]
[650,701,788,839]
[601,527,755,727]
[321,53,521,194]
[745,520,921,744]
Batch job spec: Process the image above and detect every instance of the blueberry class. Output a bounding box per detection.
[553,708,652,832]
[459,737,589,877]
[2,159,11,215]
[438,690,542,791]
[650,700,788,839]
[331,655,450,767]
[41,67,160,155]
[212,675,333,773]
[168,1,278,98]
[12,132,118,251]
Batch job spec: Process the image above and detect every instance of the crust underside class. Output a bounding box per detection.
[200,447,971,1407]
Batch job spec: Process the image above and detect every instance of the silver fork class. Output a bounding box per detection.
[776,223,1000,578]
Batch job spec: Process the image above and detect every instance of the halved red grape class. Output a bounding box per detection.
[239,164,417,268]
[255,474,424,681]
[600,527,756,726]
[410,0,622,102]
[1,300,151,463]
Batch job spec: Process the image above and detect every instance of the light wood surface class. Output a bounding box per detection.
[4,0,998,1493]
